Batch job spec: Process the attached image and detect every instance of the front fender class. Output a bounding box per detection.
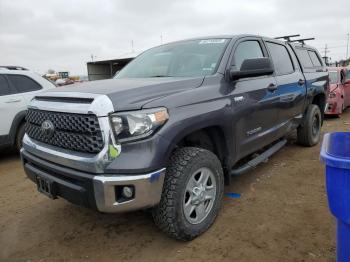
[105,101,234,174]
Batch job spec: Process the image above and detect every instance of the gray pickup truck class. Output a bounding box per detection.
[21,34,328,240]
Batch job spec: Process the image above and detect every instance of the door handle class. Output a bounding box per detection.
[298,79,305,86]
[267,83,277,92]
[5,98,21,103]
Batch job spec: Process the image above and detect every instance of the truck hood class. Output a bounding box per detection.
[48,77,204,111]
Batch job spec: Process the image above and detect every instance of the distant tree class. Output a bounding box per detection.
[47,69,55,74]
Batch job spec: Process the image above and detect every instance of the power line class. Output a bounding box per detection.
[314,45,347,49]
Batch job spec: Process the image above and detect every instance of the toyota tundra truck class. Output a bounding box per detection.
[21,34,328,241]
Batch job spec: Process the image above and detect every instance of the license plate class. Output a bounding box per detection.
[36,176,56,199]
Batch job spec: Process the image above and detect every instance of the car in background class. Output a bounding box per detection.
[55,78,75,86]
[325,67,350,116]
[0,66,56,151]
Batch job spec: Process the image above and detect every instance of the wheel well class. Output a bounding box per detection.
[9,111,26,146]
[312,94,326,121]
[174,126,229,182]
[16,120,25,137]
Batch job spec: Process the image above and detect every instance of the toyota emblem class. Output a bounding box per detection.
[41,120,55,138]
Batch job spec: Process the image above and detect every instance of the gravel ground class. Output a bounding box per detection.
[2,110,350,262]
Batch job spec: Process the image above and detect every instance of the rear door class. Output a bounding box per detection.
[7,74,44,104]
[264,40,306,128]
[0,74,26,136]
[293,47,328,113]
[227,37,279,158]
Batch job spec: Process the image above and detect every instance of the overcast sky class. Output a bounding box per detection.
[1,0,349,75]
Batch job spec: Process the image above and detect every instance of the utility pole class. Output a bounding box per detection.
[346,33,349,61]
[323,44,329,66]
[131,40,134,53]
[160,33,163,44]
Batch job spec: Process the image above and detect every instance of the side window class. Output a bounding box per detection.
[295,48,313,68]
[266,42,294,75]
[341,71,345,84]
[233,41,264,69]
[345,69,350,81]
[0,75,14,96]
[7,75,42,93]
[308,50,322,67]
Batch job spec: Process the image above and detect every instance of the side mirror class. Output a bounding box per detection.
[230,58,274,80]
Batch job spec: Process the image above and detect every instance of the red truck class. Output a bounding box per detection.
[325,67,350,116]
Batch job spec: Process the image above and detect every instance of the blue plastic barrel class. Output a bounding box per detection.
[320,132,350,262]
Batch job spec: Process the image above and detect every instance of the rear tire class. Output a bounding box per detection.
[297,104,322,147]
[15,123,25,152]
[152,147,224,241]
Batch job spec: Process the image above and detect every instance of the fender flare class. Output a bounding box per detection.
[9,110,27,145]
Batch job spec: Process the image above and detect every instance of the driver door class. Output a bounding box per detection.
[228,38,280,158]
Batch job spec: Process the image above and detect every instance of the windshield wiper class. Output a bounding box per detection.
[148,75,172,77]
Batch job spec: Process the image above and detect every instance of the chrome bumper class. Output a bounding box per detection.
[93,168,166,213]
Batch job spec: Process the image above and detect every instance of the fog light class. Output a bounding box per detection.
[122,186,134,198]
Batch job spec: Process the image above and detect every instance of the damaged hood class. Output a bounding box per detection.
[47,77,204,111]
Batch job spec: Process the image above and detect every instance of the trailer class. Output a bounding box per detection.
[87,53,138,81]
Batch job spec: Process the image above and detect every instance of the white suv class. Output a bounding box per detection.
[0,67,56,151]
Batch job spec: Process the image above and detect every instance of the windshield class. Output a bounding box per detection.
[116,39,229,78]
[329,71,339,84]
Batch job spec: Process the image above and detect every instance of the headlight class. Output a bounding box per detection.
[110,107,169,142]
[329,92,336,98]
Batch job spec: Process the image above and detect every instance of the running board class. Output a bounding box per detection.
[230,139,287,176]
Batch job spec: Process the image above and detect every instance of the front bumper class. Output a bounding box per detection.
[21,149,165,213]
[325,100,341,115]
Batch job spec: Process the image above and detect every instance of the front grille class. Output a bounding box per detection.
[25,109,104,153]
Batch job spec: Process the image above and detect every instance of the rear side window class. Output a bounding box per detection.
[233,41,264,69]
[0,75,14,96]
[308,51,322,67]
[295,48,313,68]
[266,42,294,75]
[329,71,338,84]
[7,75,42,93]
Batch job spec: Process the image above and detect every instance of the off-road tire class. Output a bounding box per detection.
[297,104,322,147]
[15,123,25,152]
[152,147,224,241]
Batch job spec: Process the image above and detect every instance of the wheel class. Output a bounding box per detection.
[152,147,224,241]
[15,123,25,151]
[297,104,322,147]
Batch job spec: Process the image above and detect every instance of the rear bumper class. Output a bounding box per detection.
[21,149,165,213]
